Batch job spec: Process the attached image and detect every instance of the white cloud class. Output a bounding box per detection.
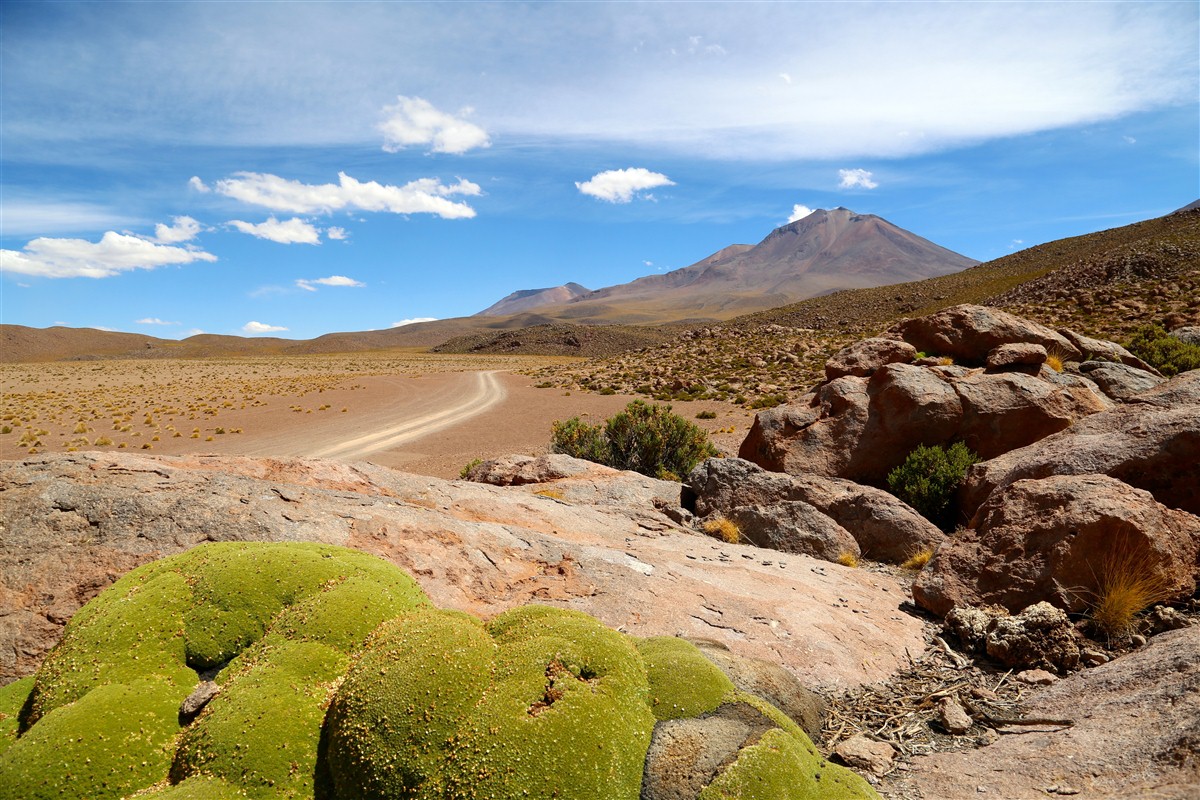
[0,232,216,279]
[779,73,792,85]
[151,215,202,244]
[379,95,491,154]
[214,171,480,218]
[242,321,289,334]
[296,275,365,291]
[1,200,141,236]
[228,216,321,244]
[136,317,180,325]
[183,328,205,337]
[326,226,348,240]
[390,318,437,327]
[576,168,676,203]
[838,168,878,190]
[1123,135,1137,144]
[188,176,211,193]
[787,204,815,223]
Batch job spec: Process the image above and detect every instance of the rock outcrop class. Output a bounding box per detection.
[889,305,1082,365]
[914,474,1200,617]
[0,452,927,691]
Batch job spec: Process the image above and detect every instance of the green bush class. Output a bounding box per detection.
[887,442,981,531]
[1126,324,1200,377]
[552,401,718,481]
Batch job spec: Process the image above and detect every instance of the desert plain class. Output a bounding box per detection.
[0,352,756,476]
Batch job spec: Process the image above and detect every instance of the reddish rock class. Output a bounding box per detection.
[833,734,896,776]
[914,474,1200,617]
[824,336,917,381]
[727,501,860,563]
[891,305,1082,365]
[1059,328,1162,375]
[985,342,1047,371]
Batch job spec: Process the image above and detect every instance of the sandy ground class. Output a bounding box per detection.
[1,355,757,478]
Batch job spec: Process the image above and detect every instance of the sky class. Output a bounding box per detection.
[2,1,1197,340]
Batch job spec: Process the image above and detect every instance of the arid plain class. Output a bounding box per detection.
[0,352,756,478]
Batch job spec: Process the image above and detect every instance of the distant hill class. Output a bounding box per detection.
[475,283,591,317]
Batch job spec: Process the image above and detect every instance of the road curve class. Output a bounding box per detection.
[309,370,507,461]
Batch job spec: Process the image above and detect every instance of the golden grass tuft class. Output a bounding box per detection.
[836,551,859,568]
[901,548,935,571]
[1089,534,1174,642]
[533,488,566,500]
[1045,352,1065,372]
[702,516,741,544]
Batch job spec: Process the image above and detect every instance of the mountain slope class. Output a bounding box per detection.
[475,283,591,316]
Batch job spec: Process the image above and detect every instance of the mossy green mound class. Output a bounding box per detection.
[0,542,880,800]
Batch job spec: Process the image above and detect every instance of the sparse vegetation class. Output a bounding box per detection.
[1126,324,1200,377]
[901,548,935,571]
[1088,534,1174,643]
[458,458,483,479]
[551,400,719,481]
[695,410,717,420]
[702,516,741,544]
[836,551,859,568]
[887,442,981,531]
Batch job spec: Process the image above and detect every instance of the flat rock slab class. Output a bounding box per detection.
[0,451,926,691]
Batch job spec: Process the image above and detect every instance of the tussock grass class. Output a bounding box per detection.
[901,548,934,571]
[702,517,741,544]
[1088,533,1175,642]
[836,551,859,568]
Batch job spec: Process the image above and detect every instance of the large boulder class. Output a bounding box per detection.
[962,377,1200,518]
[687,458,945,563]
[824,337,917,380]
[726,502,860,563]
[1058,328,1161,375]
[913,474,1200,617]
[890,305,1081,365]
[1077,361,1166,402]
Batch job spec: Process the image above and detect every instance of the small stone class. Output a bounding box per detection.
[180,680,221,721]
[832,733,896,776]
[1081,648,1110,667]
[969,686,1000,701]
[938,695,974,734]
[1130,634,1147,648]
[1016,668,1058,686]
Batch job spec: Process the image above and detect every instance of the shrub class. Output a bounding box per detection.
[1126,324,1200,377]
[887,442,981,531]
[702,516,741,544]
[551,401,718,481]
[458,457,483,479]
[695,410,717,420]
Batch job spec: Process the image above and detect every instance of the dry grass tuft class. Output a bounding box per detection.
[702,516,741,544]
[1045,351,1065,372]
[533,488,566,500]
[1089,533,1174,642]
[836,551,859,568]
[901,548,935,571]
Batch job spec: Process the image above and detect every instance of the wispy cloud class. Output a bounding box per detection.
[242,321,288,334]
[390,318,437,327]
[0,231,216,279]
[787,204,815,223]
[1,200,141,236]
[576,168,675,203]
[229,216,321,244]
[136,317,180,325]
[379,95,491,154]
[188,176,211,193]
[214,171,481,218]
[838,169,878,190]
[296,275,365,291]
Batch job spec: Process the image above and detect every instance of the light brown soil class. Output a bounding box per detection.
[1,354,756,479]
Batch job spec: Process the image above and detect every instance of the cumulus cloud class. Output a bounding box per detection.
[188,176,211,193]
[379,95,491,154]
[326,226,348,240]
[576,168,676,203]
[0,232,216,279]
[838,168,879,190]
[151,215,203,244]
[296,275,365,291]
[787,204,815,223]
[242,321,288,334]
[228,216,321,244]
[390,318,437,327]
[214,171,480,218]
[136,317,180,325]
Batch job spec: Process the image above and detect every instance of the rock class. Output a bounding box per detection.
[1080,648,1111,667]
[1170,325,1200,345]
[915,475,1200,618]
[464,452,597,484]
[0,452,928,691]
[727,501,860,564]
[690,638,826,742]
[985,343,1047,371]
[1015,669,1058,686]
[179,680,221,721]
[825,337,917,380]
[833,734,897,776]
[891,305,1081,365]
[1146,605,1193,634]
[687,458,945,564]
[641,703,776,800]
[961,380,1200,517]
[984,603,1081,673]
[1058,328,1162,375]
[938,696,974,734]
[1077,361,1166,402]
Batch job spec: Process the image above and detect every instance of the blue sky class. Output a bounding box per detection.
[2,1,1197,340]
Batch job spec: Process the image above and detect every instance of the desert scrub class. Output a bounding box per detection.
[551,400,718,481]
[458,457,483,479]
[703,516,742,544]
[695,409,718,419]
[887,442,981,531]
[1126,323,1200,377]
